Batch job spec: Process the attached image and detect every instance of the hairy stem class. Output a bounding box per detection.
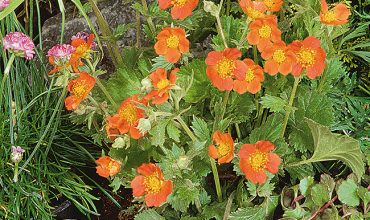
[280,77,300,138]
[141,0,156,36]
[176,116,197,142]
[210,158,222,202]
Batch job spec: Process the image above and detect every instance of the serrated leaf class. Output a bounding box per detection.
[357,186,370,209]
[191,116,210,142]
[249,114,283,143]
[134,209,165,220]
[169,180,199,212]
[337,179,360,207]
[260,95,287,113]
[299,176,314,197]
[311,184,330,207]
[301,119,365,180]
[149,121,168,146]
[229,196,279,220]
[320,174,336,197]
[167,121,181,142]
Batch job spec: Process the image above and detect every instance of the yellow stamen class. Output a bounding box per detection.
[263,0,274,8]
[166,35,180,48]
[157,79,170,90]
[258,25,272,38]
[144,172,163,194]
[323,11,337,23]
[247,7,264,19]
[297,48,316,67]
[217,58,235,79]
[217,143,230,158]
[72,81,88,98]
[245,69,255,82]
[171,0,187,7]
[272,49,286,64]
[249,150,268,171]
[119,104,137,126]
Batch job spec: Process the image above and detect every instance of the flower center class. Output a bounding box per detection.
[323,12,336,22]
[172,0,187,7]
[72,81,88,98]
[157,79,171,90]
[263,0,274,8]
[258,25,272,38]
[119,104,138,126]
[76,43,89,56]
[216,58,235,79]
[166,35,180,48]
[272,49,286,64]
[217,143,230,158]
[249,150,268,171]
[297,48,316,67]
[144,172,163,194]
[245,69,255,82]
[247,7,264,19]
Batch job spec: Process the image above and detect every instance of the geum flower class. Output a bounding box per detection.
[2,32,35,60]
[154,27,189,63]
[289,36,326,79]
[131,163,173,207]
[233,58,264,94]
[65,72,96,110]
[96,156,121,178]
[261,0,283,12]
[0,0,10,11]
[239,0,267,20]
[320,0,350,25]
[47,44,76,75]
[238,140,281,184]
[69,33,95,73]
[205,48,247,91]
[208,131,234,164]
[261,40,295,76]
[247,15,281,52]
[158,0,199,20]
[145,68,178,105]
[106,95,147,140]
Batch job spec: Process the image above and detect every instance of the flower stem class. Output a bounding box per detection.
[175,116,197,142]
[213,90,230,132]
[280,77,300,138]
[253,45,258,64]
[13,163,19,183]
[141,0,156,36]
[324,27,335,56]
[0,54,16,108]
[210,158,222,202]
[216,15,228,49]
[95,78,118,109]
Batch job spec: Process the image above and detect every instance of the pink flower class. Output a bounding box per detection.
[71,32,97,49]
[0,0,10,11]
[47,44,75,59]
[2,32,35,60]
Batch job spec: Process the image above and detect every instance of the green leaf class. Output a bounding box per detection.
[299,176,314,197]
[260,95,287,113]
[302,119,365,180]
[211,15,243,50]
[191,116,210,142]
[177,59,210,103]
[229,93,256,123]
[167,121,181,142]
[149,121,168,146]
[169,180,200,212]
[357,186,370,209]
[134,209,165,220]
[315,58,346,93]
[311,184,330,207]
[337,179,360,207]
[229,196,279,220]
[249,114,283,143]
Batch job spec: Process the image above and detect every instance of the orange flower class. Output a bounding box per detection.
[106,95,147,140]
[158,0,199,20]
[208,131,234,164]
[131,163,173,207]
[69,33,95,73]
[205,48,247,91]
[239,0,266,20]
[238,140,281,184]
[154,27,189,63]
[64,72,96,110]
[261,0,283,12]
[233,59,264,94]
[261,41,295,76]
[289,36,326,79]
[247,15,281,51]
[146,68,178,105]
[96,156,121,178]
[320,0,350,25]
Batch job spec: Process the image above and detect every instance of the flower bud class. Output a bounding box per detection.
[11,146,25,163]
[177,155,190,170]
[112,136,130,149]
[137,118,151,135]
[141,77,152,93]
[203,0,219,17]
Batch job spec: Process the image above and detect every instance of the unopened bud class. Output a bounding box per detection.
[11,146,25,163]
[112,136,130,149]
[203,1,219,17]
[141,77,152,93]
[177,155,190,170]
[137,118,151,135]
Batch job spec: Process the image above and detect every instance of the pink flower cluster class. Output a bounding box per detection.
[0,0,10,11]
[47,44,75,59]
[2,32,35,60]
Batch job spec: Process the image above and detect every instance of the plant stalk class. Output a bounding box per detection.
[210,158,222,202]
[280,77,300,138]
[141,0,156,36]
[0,54,16,108]
[175,116,197,142]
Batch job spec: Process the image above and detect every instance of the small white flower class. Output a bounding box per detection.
[11,146,25,163]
